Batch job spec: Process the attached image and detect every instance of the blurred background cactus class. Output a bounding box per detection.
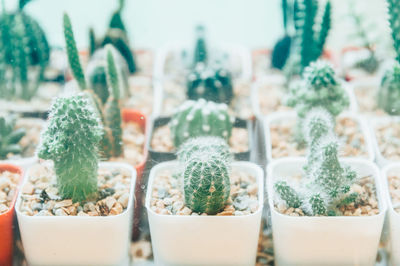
[0,114,26,160]
[271,0,292,70]
[186,63,233,104]
[284,0,331,76]
[180,145,231,215]
[275,128,358,216]
[193,25,208,66]
[38,94,103,203]
[169,99,234,148]
[0,0,50,100]
[89,0,137,74]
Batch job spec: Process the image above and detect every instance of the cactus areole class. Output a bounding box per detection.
[38,94,103,203]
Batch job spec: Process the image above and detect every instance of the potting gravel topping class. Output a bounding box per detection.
[375,121,400,161]
[0,171,20,214]
[274,110,378,216]
[19,163,131,216]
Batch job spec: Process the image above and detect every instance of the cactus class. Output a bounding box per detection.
[38,94,103,203]
[177,136,232,163]
[169,99,234,148]
[286,60,349,142]
[387,0,400,62]
[109,0,127,33]
[183,151,230,215]
[187,63,234,105]
[193,25,207,66]
[0,115,26,160]
[275,134,359,216]
[285,0,331,76]
[303,108,334,174]
[104,46,123,157]
[87,46,130,104]
[0,0,50,100]
[271,0,292,69]
[377,62,400,115]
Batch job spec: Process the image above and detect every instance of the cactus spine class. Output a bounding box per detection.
[38,94,103,203]
[169,99,234,148]
[0,115,26,159]
[105,46,123,157]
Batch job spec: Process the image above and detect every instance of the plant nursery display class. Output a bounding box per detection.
[146,139,263,265]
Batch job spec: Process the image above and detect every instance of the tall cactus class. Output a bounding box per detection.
[0,0,50,100]
[183,150,231,215]
[169,99,234,148]
[105,46,123,157]
[387,0,400,62]
[271,0,292,69]
[38,94,103,203]
[193,25,208,66]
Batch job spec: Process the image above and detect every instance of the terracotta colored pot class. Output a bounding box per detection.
[122,108,148,240]
[0,164,23,266]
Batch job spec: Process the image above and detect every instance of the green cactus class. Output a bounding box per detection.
[377,62,400,115]
[169,99,234,148]
[104,46,123,157]
[0,0,49,100]
[303,108,334,174]
[38,94,103,203]
[193,25,207,66]
[275,135,359,216]
[286,60,349,142]
[183,151,230,215]
[187,63,234,105]
[271,0,292,69]
[177,136,232,163]
[109,0,127,33]
[387,0,400,62]
[0,115,26,160]
[87,46,130,104]
[285,0,331,76]
[274,180,302,208]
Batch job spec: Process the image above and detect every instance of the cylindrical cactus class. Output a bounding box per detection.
[377,61,400,115]
[169,99,234,148]
[104,46,123,157]
[274,180,302,209]
[38,94,103,203]
[0,115,26,160]
[186,63,234,105]
[183,151,230,215]
[193,25,207,66]
[177,136,232,163]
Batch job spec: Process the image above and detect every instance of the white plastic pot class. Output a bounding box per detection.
[370,116,400,168]
[381,163,400,266]
[16,162,136,266]
[146,161,264,266]
[264,111,375,163]
[267,157,386,266]
[251,78,358,117]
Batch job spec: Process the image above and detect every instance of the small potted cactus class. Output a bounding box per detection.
[16,93,136,265]
[146,137,263,265]
[0,114,44,169]
[381,162,400,266]
[264,60,373,162]
[0,163,23,266]
[268,110,386,265]
[149,98,252,165]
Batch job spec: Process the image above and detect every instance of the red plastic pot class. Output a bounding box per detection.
[122,109,148,240]
[0,164,23,266]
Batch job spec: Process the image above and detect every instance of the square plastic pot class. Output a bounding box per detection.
[251,79,358,117]
[16,162,136,266]
[147,116,253,166]
[121,108,148,240]
[146,161,264,266]
[0,163,23,266]
[381,163,400,266]
[267,157,386,266]
[369,116,400,168]
[264,111,375,163]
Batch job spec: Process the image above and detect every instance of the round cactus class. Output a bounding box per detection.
[377,62,400,115]
[186,63,234,105]
[38,94,103,203]
[183,151,230,215]
[177,136,232,163]
[169,99,234,148]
